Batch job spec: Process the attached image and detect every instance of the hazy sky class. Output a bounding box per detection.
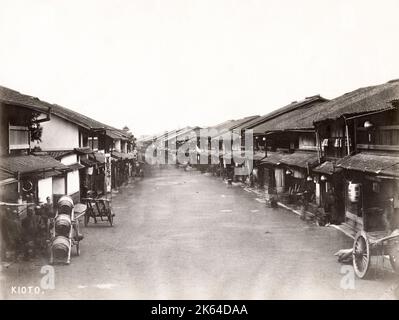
[1,0,399,137]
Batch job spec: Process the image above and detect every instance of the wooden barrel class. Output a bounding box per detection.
[58,195,74,216]
[55,214,71,237]
[51,236,70,261]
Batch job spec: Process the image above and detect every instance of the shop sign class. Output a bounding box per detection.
[105,154,112,193]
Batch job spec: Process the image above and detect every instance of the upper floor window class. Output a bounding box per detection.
[88,136,99,151]
[9,125,30,151]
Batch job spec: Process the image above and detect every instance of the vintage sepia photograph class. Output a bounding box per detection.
[1,0,399,303]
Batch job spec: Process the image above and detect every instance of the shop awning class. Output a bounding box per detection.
[67,163,85,171]
[253,151,266,161]
[260,152,286,165]
[36,169,64,179]
[45,150,75,160]
[227,151,265,163]
[0,155,68,176]
[80,157,97,167]
[74,147,94,155]
[312,161,343,175]
[261,151,319,169]
[336,153,399,177]
[0,169,17,185]
[111,151,135,160]
[90,152,106,164]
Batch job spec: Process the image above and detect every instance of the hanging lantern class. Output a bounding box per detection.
[306,175,313,182]
[364,121,374,129]
[285,169,292,175]
[320,175,327,182]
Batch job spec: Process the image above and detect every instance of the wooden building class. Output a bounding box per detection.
[310,79,399,232]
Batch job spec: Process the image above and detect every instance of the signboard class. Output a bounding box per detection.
[104,153,112,193]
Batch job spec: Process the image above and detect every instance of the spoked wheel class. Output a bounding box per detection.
[84,212,90,227]
[108,209,114,227]
[389,254,399,273]
[75,242,80,256]
[389,242,399,273]
[353,231,371,279]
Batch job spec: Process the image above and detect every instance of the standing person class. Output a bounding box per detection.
[1,208,23,261]
[300,181,313,220]
[324,188,336,224]
[227,164,234,185]
[385,197,399,233]
[21,208,38,259]
[37,196,54,252]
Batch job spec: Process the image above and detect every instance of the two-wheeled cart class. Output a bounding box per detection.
[49,196,84,265]
[352,229,399,279]
[82,196,114,227]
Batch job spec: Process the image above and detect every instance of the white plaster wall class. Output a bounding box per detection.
[67,170,80,195]
[114,139,121,152]
[60,154,78,165]
[38,115,79,151]
[52,176,65,195]
[121,141,128,153]
[38,177,53,203]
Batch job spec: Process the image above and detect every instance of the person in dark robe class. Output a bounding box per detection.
[21,208,38,259]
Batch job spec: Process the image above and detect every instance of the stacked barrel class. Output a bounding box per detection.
[50,196,74,264]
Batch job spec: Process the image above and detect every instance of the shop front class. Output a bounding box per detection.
[312,161,345,224]
[337,153,399,233]
[260,151,319,211]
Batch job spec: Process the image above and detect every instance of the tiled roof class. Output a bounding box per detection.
[233,116,262,132]
[210,115,259,139]
[0,85,51,114]
[312,79,399,124]
[50,105,133,138]
[336,152,399,177]
[45,150,75,160]
[246,96,326,134]
[312,161,344,175]
[50,103,108,130]
[261,151,319,169]
[0,155,68,174]
[0,85,132,138]
[252,100,327,134]
[246,95,327,132]
[312,161,337,175]
[164,126,200,142]
[105,129,130,141]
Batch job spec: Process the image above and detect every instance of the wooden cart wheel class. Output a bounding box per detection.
[76,241,80,256]
[84,210,90,227]
[353,231,371,279]
[389,250,399,273]
[108,209,114,227]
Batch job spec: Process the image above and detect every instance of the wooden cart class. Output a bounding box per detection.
[353,229,399,279]
[49,208,84,265]
[82,196,114,227]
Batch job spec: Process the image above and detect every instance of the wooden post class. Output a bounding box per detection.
[315,128,321,163]
[353,118,357,153]
[345,121,351,156]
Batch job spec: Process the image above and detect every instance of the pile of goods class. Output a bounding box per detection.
[50,196,82,265]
